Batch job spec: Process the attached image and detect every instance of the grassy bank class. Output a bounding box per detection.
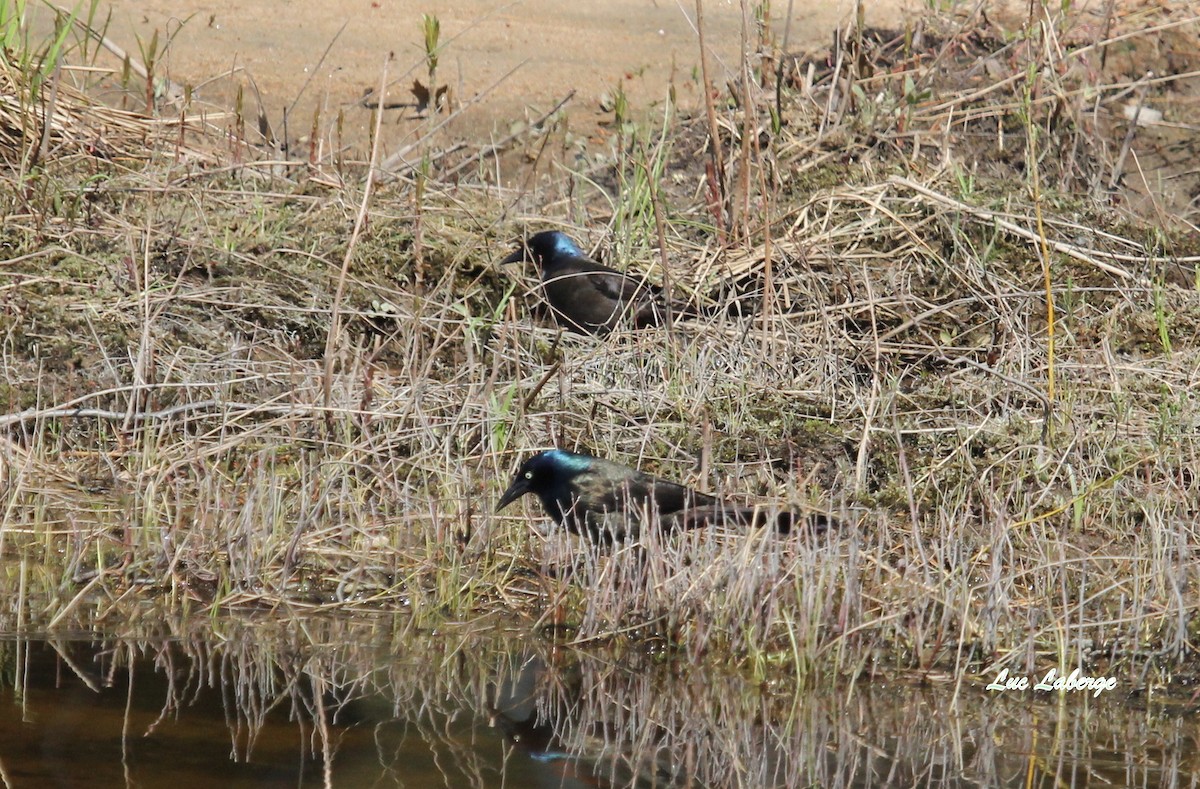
[2,0,1199,686]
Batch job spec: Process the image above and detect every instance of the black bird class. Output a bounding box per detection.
[500,230,697,334]
[496,449,813,544]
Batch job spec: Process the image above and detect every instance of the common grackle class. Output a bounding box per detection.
[500,230,698,334]
[496,448,820,543]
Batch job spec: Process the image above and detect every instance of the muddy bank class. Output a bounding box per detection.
[94,0,905,152]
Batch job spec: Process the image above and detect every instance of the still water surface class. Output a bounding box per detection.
[1,616,1195,788]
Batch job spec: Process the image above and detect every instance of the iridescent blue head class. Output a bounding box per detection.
[495,449,594,512]
[499,230,584,270]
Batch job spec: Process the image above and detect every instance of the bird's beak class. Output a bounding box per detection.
[499,246,527,265]
[496,477,530,511]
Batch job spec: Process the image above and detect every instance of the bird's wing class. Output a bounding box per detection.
[573,474,626,515]
[585,269,658,303]
[589,270,703,326]
[646,479,714,514]
[574,461,700,514]
[666,503,777,531]
[666,505,834,535]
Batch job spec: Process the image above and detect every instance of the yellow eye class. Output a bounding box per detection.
[524,471,533,480]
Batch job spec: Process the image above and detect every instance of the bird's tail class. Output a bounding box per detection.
[772,510,836,536]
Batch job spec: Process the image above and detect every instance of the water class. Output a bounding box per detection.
[1,616,1196,788]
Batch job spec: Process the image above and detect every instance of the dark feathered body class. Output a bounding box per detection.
[501,231,696,335]
[496,449,803,543]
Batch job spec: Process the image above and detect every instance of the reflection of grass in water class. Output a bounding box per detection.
[0,621,1193,787]
[1,0,1200,693]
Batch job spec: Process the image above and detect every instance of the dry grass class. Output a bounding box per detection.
[2,0,1200,692]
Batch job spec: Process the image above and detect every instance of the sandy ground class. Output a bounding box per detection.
[85,0,908,156]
